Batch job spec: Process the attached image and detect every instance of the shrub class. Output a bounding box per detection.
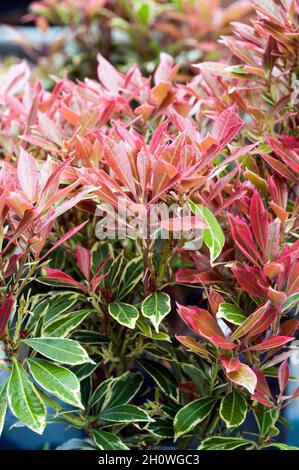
[0,0,298,451]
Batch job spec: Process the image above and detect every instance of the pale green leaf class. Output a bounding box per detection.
[0,380,8,437]
[188,201,224,264]
[217,303,246,325]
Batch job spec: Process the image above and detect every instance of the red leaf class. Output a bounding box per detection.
[44,268,82,289]
[291,387,299,401]
[76,245,91,281]
[287,260,299,294]
[279,319,299,337]
[208,288,225,317]
[246,306,277,338]
[220,355,241,373]
[250,190,268,259]
[0,294,14,336]
[231,265,268,298]
[231,303,269,341]
[176,268,221,285]
[212,105,243,146]
[251,368,273,407]
[278,359,290,393]
[247,336,294,351]
[40,220,88,261]
[209,336,236,350]
[102,136,136,198]
[266,136,299,175]
[229,214,261,266]
[176,303,224,340]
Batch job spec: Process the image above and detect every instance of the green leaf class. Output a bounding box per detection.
[102,372,143,409]
[138,359,179,402]
[254,404,278,437]
[27,358,83,409]
[174,397,217,439]
[188,201,224,264]
[99,404,152,423]
[267,443,299,451]
[71,330,108,345]
[282,292,299,313]
[89,378,113,412]
[116,258,143,300]
[147,418,174,438]
[0,380,8,437]
[92,430,129,450]
[198,436,255,450]
[108,302,139,329]
[72,360,99,381]
[7,359,46,434]
[42,309,92,337]
[217,303,246,325]
[220,392,247,428]
[141,292,171,332]
[22,338,93,365]
[27,292,80,332]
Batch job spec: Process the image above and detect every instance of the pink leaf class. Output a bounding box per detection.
[102,136,136,198]
[220,355,241,373]
[226,363,257,394]
[278,359,290,394]
[40,220,88,261]
[229,214,261,266]
[231,265,268,298]
[17,148,39,201]
[44,268,82,289]
[176,303,224,340]
[212,105,243,146]
[250,190,268,259]
[209,336,236,350]
[247,336,294,351]
[97,54,124,92]
[76,245,91,281]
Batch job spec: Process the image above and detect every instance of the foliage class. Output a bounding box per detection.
[0,0,298,451]
[12,0,252,81]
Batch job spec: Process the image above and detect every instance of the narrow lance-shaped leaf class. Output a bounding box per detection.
[93,430,129,451]
[188,201,224,265]
[198,436,255,450]
[27,358,84,409]
[246,336,294,352]
[174,397,217,440]
[99,404,152,423]
[0,380,8,437]
[22,338,94,365]
[17,147,38,200]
